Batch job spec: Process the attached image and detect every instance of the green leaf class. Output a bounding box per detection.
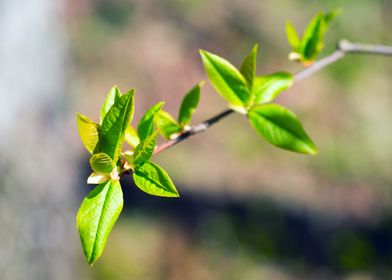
[155,110,182,139]
[123,151,134,166]
[252,72,294,104]
[100,86,121,125]
[286,21,300,50]
[200,50,249,107]
[300,12,325,61]
[90,153,115,174]
[324,9,341,29]
[137,102,164,141]
[124,126,140,148]
[240,44,258,90]
[76,113,100,154]
[99,90,135,161]
[76,179,123,265]
[248,104,317,154]
[133,131,158,166]
[178,83,202,127]
[133,162,179,197]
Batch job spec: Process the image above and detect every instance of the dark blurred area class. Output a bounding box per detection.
[1,0,392,279]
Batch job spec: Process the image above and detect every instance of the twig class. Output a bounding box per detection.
[295,40,392,81]
[153,40,392,156]
[153,109,234,155]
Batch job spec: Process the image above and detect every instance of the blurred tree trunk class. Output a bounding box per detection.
[0,1,79,279]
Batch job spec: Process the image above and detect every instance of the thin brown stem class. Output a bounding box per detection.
[151,39,392,157]
[153,109,234,155]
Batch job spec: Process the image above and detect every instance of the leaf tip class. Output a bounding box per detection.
[75,112,84,120]
[157,101,165,109]
[309,146,318,155]
[199,49,210,60]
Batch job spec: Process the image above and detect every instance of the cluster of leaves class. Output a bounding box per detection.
[76,84,201,265]
[200,45,317,154]
[286,9,341,65]
[76,10,339,265]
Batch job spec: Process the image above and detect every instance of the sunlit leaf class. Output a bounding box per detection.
[155,110,182,139]
[300,12,325,61]
[76,179,123,265]
[133,162,179,197]
[87,172,110,185]
[248,104,317,154]
[100,86,121,125]
[324,9,341,29]
[133,131,158,166]
[178,83,202,127]
[252,72,294,104]
[286,21,300,50]
[240,44,258,90]
[76,113,100,155]
[90,153,115,174]
[99,90,134,161]
[200,50,249,107]
[124,126,140,148]
[137,102,164,141]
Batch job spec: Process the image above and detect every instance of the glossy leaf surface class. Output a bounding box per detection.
[252,72,293,104]
[155,110,182,139]
[178,83,202,127]
[76,113,100,155]
[99,91,134,161]
[300,13,324,60]
[77,180,123,265]
[100,86,121,124]
[200,50,249,107]
[133,162,179,197]
[133,131,158,166]
[240,44,258,90]
[248,104,317,154]
[124,126,140,148]
[137,102,164,141]
[90,153,115,174]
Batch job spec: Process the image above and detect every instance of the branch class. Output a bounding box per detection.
[153,109,234,155]
[295,39,392,81]
[153,40,392,156]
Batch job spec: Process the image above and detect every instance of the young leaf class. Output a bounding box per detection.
[133,131,158,166]
[240,44,258,90]
[137,102,164,141]
[123,151,134,167]
[90,153,115,174]
[133,162,179,197]
[248,104,317,154]
[324,9,341,29]
[76,179,123,265]
[286,21,300,50]
[252,72,294,104]
[87,172,110,185]
[99,90,135,161]
[155,110,182,139]
[200,50,249,107]
[124,126,140,148]
[178,83,202,127]
[76,113,100,154]
[100,86,122,125]
[300,12,324,61]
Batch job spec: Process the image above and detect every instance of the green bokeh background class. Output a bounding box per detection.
[1,0,391,279]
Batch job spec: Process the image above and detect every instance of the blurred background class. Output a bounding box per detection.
[1,0,391,279]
